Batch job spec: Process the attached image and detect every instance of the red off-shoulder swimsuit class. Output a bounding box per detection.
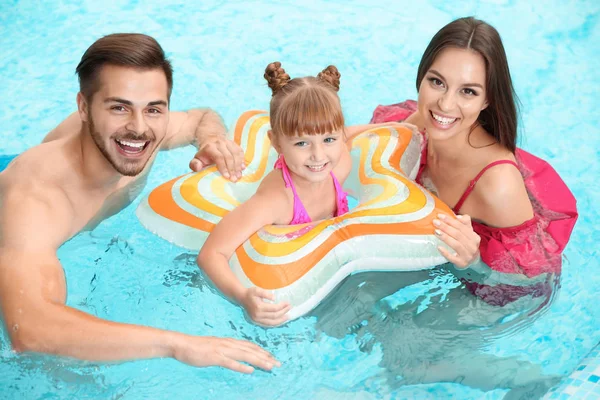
[370,101,578,305]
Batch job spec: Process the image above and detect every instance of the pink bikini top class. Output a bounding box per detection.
[274,156,349,225]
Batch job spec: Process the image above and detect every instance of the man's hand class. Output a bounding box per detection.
[189,135,246,182]
[172,334,281,374]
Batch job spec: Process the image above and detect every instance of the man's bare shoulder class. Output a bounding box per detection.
[0,156,75,250]
[1,140,76,185]
[43,112,81,143]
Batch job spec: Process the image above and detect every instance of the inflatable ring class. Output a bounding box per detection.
[136,111,452,320]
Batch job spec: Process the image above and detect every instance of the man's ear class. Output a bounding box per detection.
[267,130,281,153]
[76,92,89,123]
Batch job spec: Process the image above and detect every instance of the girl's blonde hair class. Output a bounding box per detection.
[264,62,344,137]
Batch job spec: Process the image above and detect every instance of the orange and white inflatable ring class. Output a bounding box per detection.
[136,110,452,320]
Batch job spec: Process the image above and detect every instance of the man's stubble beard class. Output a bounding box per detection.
[88,114,154,177]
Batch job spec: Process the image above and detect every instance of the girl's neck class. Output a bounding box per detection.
[289,171,331,193]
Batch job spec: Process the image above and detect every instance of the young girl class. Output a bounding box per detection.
[197,62,352,326]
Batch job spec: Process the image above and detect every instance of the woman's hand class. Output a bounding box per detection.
[240,287,291,327]
[433,213,481,268]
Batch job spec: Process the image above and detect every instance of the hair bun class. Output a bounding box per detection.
[317,65,341,92]
[264,62,291,95]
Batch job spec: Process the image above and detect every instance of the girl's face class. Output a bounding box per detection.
[417,47,489,141]
[274,129,345,183]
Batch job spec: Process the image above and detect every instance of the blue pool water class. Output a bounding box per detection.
[1,1,599,399]
[0,155,16,172]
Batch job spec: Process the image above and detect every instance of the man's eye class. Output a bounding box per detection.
[147,108,161,114]
[111,106,126,112]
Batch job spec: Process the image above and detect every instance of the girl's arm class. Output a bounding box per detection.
[332,145,352,184]
[197,188,291,326]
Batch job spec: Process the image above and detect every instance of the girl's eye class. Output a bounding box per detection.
[462,88,478,96]
[324,137,337,143]
[294,141,308,147]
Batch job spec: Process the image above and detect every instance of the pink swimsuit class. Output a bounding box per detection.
[274,156,349,225]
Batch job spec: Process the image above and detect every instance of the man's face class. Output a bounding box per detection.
[82,65,170,177]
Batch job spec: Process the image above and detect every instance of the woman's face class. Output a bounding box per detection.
[417,47,489,141]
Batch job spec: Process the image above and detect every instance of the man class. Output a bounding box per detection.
[0,33,278,374]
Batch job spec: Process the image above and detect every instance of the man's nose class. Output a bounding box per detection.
[126,111,148,134]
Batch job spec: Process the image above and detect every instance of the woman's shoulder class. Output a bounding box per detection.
[469,154,534,228]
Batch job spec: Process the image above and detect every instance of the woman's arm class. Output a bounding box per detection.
[403,109,425,131]
[345,121,422,149]
[197,187,291,326]
[433,163,534,270]
[344,122,395,145]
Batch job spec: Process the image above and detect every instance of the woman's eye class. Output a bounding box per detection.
[462,88,478,96]
[428,77,444,87]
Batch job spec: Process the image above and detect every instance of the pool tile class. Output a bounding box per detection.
[588,375,600,383]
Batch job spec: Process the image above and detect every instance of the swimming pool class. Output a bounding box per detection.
[1,1,598,399]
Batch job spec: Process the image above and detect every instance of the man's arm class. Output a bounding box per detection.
[161,108,226,150]
[0,187,278,373]
[42,109,227,148]
[162,108,245,181]
[43,108,245,180]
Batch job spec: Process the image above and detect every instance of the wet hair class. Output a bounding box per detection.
[416,17,519,152]
[76,33,173,103]
[264,62,344,137]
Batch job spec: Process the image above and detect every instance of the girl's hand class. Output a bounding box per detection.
[433,213,481,268]
[240,287,291,327]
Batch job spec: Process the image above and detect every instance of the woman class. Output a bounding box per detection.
[366,17,578,303]
[311,17,577,392]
